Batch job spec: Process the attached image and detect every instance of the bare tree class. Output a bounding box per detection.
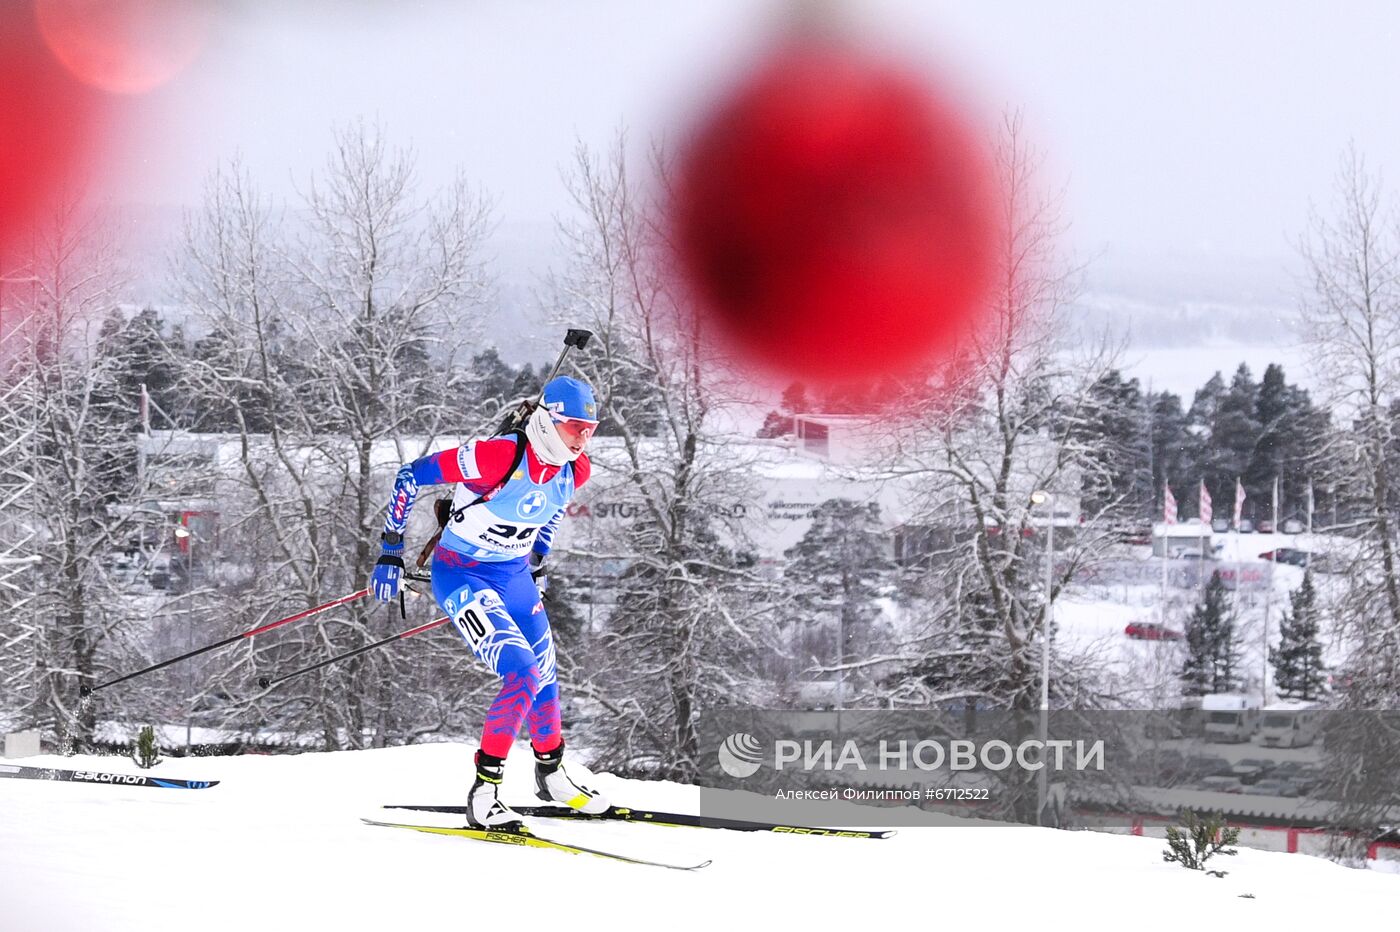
[1298,146,1400,692]
[173,123,495,749]
[869,114,1127,821]
[885,114,1115,706]
[1296,147,1400,857]
[0,199,174,746]
[545,136,781,778]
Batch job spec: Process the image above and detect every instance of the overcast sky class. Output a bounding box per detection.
[89,0,1400,356]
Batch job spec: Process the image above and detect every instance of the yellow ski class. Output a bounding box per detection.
[360,818,711,871]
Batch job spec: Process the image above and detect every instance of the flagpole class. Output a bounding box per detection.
[1306,478,1314,535]
[1161,481,1172,628]
[1161,531,1169,627]
[1264,474,1280,705]
[1272,475,1280,532]
[1262,557,1273,705]
[1198,479,1212,599]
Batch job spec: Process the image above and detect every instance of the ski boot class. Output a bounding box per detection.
[466,749,524,831]
[533,741,610,814]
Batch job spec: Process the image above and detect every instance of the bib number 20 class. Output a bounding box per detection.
[454,606,490,650]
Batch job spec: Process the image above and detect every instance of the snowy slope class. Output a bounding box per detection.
[0,744,1393,931]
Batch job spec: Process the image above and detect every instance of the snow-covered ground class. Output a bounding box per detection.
[0,743,1393,931]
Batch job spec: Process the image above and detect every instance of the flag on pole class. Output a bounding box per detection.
[1233,477,1246,529]
[1272,475,1280,529]
[1199,480,1212,525]
[1164,482,1178,525]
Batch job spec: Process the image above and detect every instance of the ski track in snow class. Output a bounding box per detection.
[0,744,1394,931]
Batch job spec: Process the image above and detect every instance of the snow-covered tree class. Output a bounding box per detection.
[1146,389,1189,520]
[1179,572,1241,696]
[1297,148,1400,708]
[1270,571,1326,701]
[1075,369,1152,519]
[882,114,1119,712]
[779,499,897,706]
[545,135,781,779]
[1293,148,1400,857]
[172,124,495,749]
[0,201,183,747]
[1207,364,1261,504]
[867,114,1130,824]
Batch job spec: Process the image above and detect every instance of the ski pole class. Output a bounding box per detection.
[494,328,593,433]
[81,587,372,696]
[255,615,450,690]
[536,328,593,402]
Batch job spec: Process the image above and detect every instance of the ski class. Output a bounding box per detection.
[360,817,711,871]
[0,763,219,790]
[383,803,895,839]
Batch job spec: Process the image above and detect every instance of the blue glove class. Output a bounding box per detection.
[371,538,405,603]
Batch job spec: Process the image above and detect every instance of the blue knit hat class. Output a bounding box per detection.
[541,376,598,423]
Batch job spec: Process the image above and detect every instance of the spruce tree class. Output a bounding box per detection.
[1210,365,1261,503]
[1147,390,1188,516]
[1076,369,1151,517]
[757,382,810,438]
[1270,570,1327,700]
[131,725,162,769]
[1184,372,1226,488]
[782,499,894,701]
[1181,572,1241,695]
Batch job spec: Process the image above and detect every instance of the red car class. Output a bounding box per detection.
[1125,621,1184,641]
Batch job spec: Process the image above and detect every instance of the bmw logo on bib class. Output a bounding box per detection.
[518,490,548,519]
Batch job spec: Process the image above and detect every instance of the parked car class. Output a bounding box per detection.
[1238,519,1255,533]
[1243,778,1301,798]
[1115,524,1153,546]
[110,554,142,587]
[1260,547,1315,567]
[1125,621,1184,641]
[1211,518,1231,533]
[1282,519,1304,534]
[1230,758,1275,784]
[1200,774,1245,793]
[1186,755,1235,779]
[144,554,173,591]
[1257,519,1275,533]
[1268,761,1321,793]
[1290,764,1326,794]
[1142,749,1188,783]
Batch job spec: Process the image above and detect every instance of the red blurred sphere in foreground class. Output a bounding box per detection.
[36,0,213,96]
[0,7,103,260]
[671,39,997,385]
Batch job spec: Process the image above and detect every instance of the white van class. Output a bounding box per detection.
[1258,703,1321,748]
[1202,694,1261,743]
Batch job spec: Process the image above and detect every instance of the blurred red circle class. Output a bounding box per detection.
[671,39,997,386]
[35,0,213,96]
[0,6,103,261]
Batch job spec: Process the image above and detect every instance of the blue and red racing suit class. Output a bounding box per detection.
[382,434,589,758]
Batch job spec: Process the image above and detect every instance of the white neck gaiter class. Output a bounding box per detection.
[525,405,576,466]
